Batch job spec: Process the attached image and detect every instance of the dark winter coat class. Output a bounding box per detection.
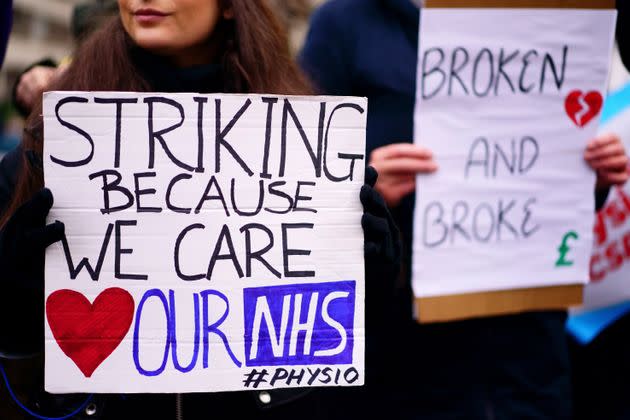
[0,0,11,69]
[300,0,606,418]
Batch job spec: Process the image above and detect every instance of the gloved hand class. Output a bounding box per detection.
[360,166,403,384]
[0,188,64,286]
[361,166,401,283]
[361,167,402,325]
[0,188,64,356]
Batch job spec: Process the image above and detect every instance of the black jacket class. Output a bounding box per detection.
[300,1,608,418]
[617,1,630,72]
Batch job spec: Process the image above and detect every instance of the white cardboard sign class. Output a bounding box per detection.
[413,9,616,298]
[43,92,366,393]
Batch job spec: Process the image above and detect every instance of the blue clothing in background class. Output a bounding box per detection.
[301,0,418,320]
[301,1,572,418]
[0,0,12,69]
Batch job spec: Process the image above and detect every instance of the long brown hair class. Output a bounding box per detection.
[2,0,313,226]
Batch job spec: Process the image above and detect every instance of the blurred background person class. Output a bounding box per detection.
[1,0,79,158]
[568,4,630,420]
[12,0,119,118]
[0,0,12,69]
[300,0,628,419]
[0,0,13,164]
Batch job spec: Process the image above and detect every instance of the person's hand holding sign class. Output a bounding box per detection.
[0,186,64,356]
[361,166,401,279]
[368,143,438,207]
[0,188,64,284]
[361,166,402,329]
[584,133,629,189]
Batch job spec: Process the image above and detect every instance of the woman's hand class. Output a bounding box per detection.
[584,133,629,189]
[368,143,438,207]
[0,188,65,284]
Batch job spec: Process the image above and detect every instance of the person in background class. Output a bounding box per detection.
[0,0,400,418]
[301,0,629,418]
[12,60,59,119]
[568,4,630,419]
[0,0,11,70]
[12,1,119,118]
[617,1,630,71]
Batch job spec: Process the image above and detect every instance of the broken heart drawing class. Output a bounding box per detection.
[564,90,603,128]
[46,288,135,377]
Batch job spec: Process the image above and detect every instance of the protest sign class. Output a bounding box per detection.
[583,70,630,311]
[43,92,367,393]
[413,0,616,322]
[567,79,630,344]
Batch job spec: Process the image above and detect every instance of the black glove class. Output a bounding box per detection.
[361,166,401,282]
[361,167,402,325]
[360,166,403,385]
[0,188,64,286]
[0,188,64,356]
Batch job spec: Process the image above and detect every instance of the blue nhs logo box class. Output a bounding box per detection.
[243,281,356,366]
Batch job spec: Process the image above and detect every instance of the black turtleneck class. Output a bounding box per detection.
[131,47,225,94]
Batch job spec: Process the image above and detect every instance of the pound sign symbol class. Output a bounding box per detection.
[555,231,579,267]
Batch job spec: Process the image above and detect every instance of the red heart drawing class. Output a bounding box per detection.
[565,90,603,128]
[46,288,134,378]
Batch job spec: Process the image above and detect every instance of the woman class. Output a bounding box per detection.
[0,1,400,418]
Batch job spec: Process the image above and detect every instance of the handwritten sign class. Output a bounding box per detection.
[412,6,616,313]
[43,92,367,393]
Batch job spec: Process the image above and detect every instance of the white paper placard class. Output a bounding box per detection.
[43,92,366,393]
[413,9,616,298]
